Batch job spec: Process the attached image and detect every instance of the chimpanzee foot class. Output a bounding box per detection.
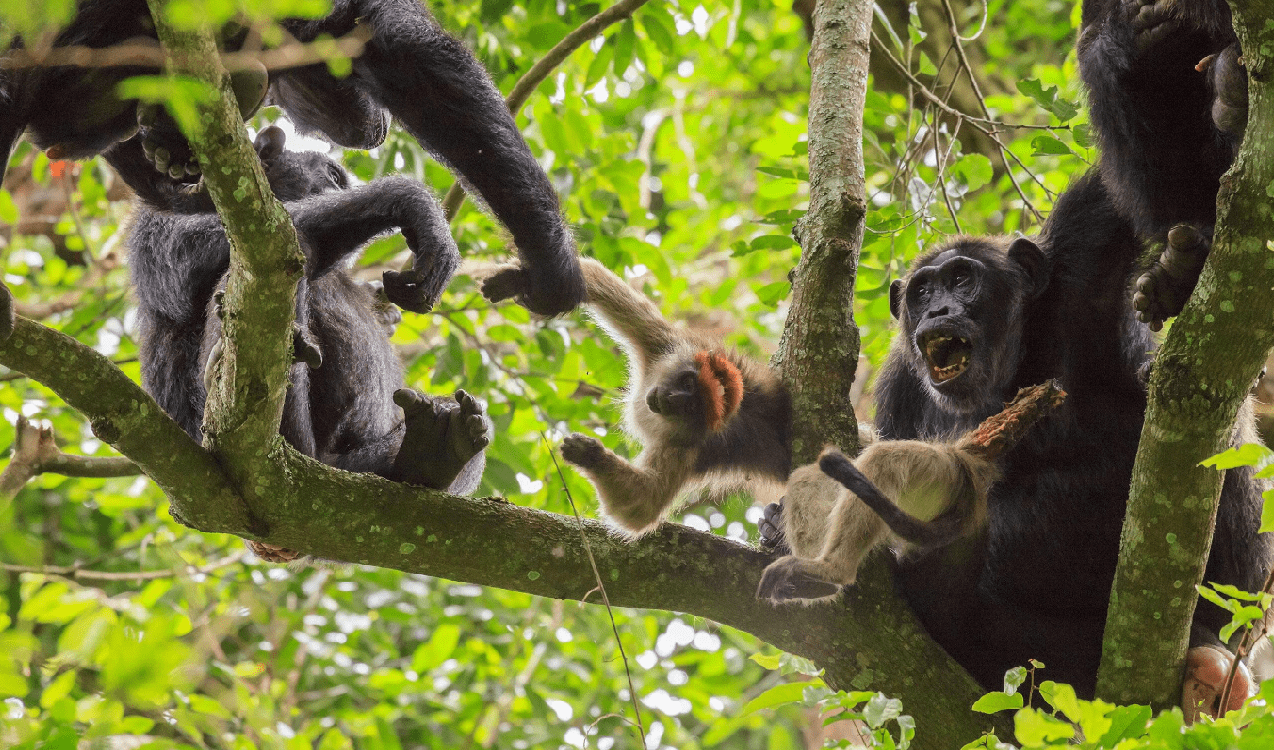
[245,540,303,564]
[758,499,791,555]
[291,324,322,370]
[1199,44,1248,139]
[390,388,492,490]
[137,104,200,180]
[1181,644,1254,723]
[1123,0,1180,52]
[1133,224,1210,331]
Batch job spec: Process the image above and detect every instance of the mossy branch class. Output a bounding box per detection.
[1097,0,1274,707]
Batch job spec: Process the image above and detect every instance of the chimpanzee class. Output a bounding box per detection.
[1077,0,1247,328]
[761,171,1270,714]
[125,126,491,560]
[1,0,583,317]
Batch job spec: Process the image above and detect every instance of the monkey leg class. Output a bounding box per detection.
[561,433,689,534]
[1133,224,1211,330]
[390,389,492,493]
[756,556,844,604]
[1181,644,1254,723]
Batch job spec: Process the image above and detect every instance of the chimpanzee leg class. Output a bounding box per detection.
[267,65,389,150]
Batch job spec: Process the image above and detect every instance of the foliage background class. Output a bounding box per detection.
[0,0,1198,747]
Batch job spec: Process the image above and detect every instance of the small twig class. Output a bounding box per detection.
[1,550,246,582]
[442,0,653,219]
[1218,564,1274,712]
[1,30,371,74]
[544,436,646,745]
[1,415,140,498]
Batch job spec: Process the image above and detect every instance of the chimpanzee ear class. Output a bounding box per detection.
[889,279,905,320]
[1007,237,1051,299]
[253,125,286,163]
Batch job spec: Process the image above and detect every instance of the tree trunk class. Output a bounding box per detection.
[1097,0,1274,707]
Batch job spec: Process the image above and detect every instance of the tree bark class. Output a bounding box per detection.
[1096,0,1274,708]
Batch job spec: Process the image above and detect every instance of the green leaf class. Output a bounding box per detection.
[862,693,903,729]
[951,154,994,192]
[1030,135,1073,157]
[1072,124,1096,149]
[0,190,18,224]
[1097,704,1152,745]
[1013,707,1075,744]
[971,692,1023,714]
[750,652,783,670]
[756,281,791,306]
[1203,443,1274,470]
[641,10,677,55]
[741,681,808,715]
[1262,488,1274,532]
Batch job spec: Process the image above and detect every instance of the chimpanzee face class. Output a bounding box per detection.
[252,125,351,201]
[890,239,1049,414]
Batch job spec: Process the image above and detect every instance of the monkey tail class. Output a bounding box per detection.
[817,451,965,549]
[578,258,680,359]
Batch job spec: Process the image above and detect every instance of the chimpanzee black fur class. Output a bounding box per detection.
[873,172,1269,697]
[1,0,583,317]
[126,126,491,506]
[1077,0,1247,327]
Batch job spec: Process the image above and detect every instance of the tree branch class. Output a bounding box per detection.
[1,415,139,499]
[1097,0,1274,707]
[0,311,248,532]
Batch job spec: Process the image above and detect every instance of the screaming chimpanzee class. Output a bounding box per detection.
[763,171,1271,715]
[1077,0,1247,328]
[1,0,583,317]
[125,126,491,561]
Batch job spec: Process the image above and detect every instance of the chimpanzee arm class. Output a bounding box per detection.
[0,70,29,192]
[286,176,460,314]
[127,212,232,324]
[279,0,585,317]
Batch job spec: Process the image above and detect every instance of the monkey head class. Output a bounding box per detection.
[641,349,745,438]
[890,238,1050,414]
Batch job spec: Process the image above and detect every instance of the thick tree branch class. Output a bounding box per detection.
[143,3,305,508]
[1097,0,1274,707]
[0,312,247,532]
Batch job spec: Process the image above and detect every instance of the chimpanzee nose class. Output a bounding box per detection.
[927,305,950,319]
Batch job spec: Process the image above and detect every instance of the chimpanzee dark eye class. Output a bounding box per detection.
[327,164,345,188]
[953,270,970,287]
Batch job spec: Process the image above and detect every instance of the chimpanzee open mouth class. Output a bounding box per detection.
[920,331,972,384]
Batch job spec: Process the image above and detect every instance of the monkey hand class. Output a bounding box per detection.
[758,501,791,555]
[756,556,842,604]
[561,433,607,469]
[1181,644,1254,723]
[1200,44,1248,139]
[244,540,303,564]
[480,261,586,317]
[383,267,442,314]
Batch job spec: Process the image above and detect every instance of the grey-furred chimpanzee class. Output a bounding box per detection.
[2,0,583,317]
[760,172,1271,717]
[1077,0,1247,328]
[125,126,491,560]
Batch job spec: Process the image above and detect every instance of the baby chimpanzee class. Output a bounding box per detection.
[125,126,490,561]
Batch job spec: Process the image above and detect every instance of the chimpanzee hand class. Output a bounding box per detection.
[382,267,441,314]
[137,103,200,180]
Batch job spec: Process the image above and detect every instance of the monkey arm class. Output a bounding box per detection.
[561,433,696,535]
[576,258,681,362]
[287,177,459,314]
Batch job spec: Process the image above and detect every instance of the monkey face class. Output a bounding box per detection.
[645,366,705,426]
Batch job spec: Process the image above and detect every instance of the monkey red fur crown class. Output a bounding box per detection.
[693,351,744,431]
